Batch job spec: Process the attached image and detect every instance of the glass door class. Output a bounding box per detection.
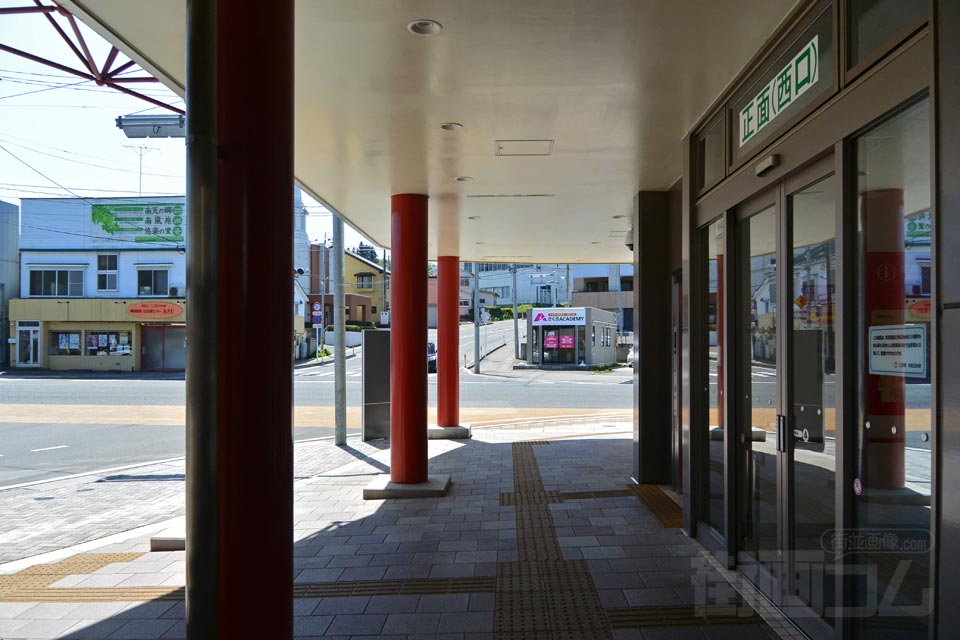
[784,173,837,638]
[16,323,40,367]
[733,162,838,638]
[735,194,782,601]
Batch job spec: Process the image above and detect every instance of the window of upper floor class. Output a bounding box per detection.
[97,254,118,292]
[138,269,169,297]
[357,273,373,289]
[29,268,83,297]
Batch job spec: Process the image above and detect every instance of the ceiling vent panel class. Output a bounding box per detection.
[495,139,554,156]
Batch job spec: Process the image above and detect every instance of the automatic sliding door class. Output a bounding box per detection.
[785,174,837,636]
[735,204,781,595]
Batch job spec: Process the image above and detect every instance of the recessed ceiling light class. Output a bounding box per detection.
[475,241,485,245]
[408,19,443,36]
[467,216,480,220]
[612,214,626,219]
[440,122,463,132]
[591,241,600,245]
[456,176,473,182]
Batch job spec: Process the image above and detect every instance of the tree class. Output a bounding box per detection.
[356,242,378,262]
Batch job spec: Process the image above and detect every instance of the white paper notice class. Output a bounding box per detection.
[868,324,927,378]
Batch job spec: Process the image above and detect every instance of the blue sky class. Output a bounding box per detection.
[0,2,372,250]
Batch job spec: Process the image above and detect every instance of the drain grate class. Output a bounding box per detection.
[630,484,684,528]
[605,604,763,628]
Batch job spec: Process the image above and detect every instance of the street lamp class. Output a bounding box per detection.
[116,114,186,138]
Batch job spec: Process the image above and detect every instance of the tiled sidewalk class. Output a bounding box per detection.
[0,437,389,565]
[1,425,790,639]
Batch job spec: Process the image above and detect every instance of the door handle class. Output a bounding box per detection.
[775,414,786,452]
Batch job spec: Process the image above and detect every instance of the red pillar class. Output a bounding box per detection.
[438,256,460,427]
[391,194,429,483]
[862,189,906,489]
[186,1,293,636]
[216,0,294,634]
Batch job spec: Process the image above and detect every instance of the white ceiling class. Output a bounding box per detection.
[65,0,797,263]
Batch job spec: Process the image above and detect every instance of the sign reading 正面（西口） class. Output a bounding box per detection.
[739,35,819,148]
[91,203,185,244]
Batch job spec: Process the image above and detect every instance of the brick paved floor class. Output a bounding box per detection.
[0,425,794,639]
[0,437,389,565]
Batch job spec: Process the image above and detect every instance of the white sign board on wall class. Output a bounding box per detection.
[868,324,927,378]
[531,307,586,326]
[19,198,187,250]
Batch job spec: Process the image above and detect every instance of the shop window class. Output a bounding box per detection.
[138,269,169,296]
[48,331,81,355]
[29,269,83,297]
[86,331,133,356]
[849,0,926,70]
[356,273,373,289]
[97,255,118,291]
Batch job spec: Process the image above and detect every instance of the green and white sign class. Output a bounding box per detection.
[739,35,819,148]
[91,203,184,243]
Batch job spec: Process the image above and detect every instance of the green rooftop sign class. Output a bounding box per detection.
[739,35,819,148]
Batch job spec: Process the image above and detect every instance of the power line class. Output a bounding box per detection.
[0,137,184,178]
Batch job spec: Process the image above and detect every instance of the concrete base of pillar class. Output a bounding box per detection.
[149,530,186,552]
[363,474,452,499]
[427,425,471,440]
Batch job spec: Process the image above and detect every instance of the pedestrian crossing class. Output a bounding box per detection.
[708,368,777,379]
[296,369,439,378]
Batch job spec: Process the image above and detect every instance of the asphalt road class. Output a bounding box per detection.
[0,321,633,487]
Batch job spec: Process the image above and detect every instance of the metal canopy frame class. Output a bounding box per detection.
[0,1,183,114]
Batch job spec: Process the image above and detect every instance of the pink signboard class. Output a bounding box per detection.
[559,335,575,349]
[544,334,558,348]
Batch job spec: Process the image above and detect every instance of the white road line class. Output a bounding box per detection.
[30,445,69,452]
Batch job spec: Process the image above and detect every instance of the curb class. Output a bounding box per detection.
[294,350,358,370]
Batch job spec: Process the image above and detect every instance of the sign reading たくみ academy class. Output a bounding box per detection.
[532,308,586,326]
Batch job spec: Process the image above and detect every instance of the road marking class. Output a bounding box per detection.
[30,445,69,452]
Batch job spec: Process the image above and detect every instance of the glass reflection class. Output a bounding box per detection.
[789,174,837,627]
[854,98,931,638]
[736,206,779,578]
[701,219,726,534]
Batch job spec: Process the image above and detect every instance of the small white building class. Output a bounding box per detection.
[0,200,19,365]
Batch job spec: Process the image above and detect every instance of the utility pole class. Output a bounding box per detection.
[473,263,481,374]
[512,264,520,359]
[333,216,346,445]
[615,264,624,332]
[566,264,571,306]
[382,248,388,321]
[318,235,327,348]
[124,144,158,196]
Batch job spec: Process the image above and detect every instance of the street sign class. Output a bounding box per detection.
[312,314,323,325]
[312,302,322,312]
